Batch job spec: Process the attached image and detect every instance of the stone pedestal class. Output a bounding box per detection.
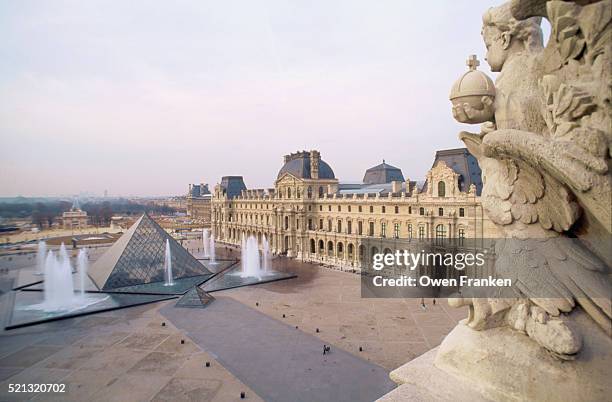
[380,308,611,402]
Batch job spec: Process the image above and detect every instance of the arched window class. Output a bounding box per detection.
[337,242,343,256]
[310,239,316,253]
[438,181,446,197]
[328,241,334,256]
[318,240,324,252]
[307,186,312,199]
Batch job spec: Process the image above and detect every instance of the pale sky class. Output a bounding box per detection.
[0,0,546,197]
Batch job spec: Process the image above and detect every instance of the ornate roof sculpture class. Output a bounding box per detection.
[421,148,483,195]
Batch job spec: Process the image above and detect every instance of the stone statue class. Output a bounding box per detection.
[449,0,611,359]
[381,2,610,400]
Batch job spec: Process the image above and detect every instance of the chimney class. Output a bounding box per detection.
[391,181,402,193]
[310,150,320,179]
[284,154,291,164]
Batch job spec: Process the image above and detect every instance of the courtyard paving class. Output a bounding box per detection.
[0,245,467,401]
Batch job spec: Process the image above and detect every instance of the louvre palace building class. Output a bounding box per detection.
[211,149,500,272]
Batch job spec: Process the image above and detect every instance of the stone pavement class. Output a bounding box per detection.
[212,253,467,370]
[0,253,262,401]
[160,296,396,402]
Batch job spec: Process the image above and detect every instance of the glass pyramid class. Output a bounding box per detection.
[175,287,215,308]
[90,214,213,290]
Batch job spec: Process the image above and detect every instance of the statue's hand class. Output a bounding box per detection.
[452,97,495,124]
[480,121,496,135]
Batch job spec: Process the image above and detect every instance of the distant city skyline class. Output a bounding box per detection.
[0,1,550,197]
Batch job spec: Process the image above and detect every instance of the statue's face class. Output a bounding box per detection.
[483,26,507,72]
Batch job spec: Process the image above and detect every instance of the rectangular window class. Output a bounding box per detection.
[328,205,331,211]
[348,206,352,212]
[369,222,374,236]
[359,206,363,213]
[348,221,352,234]
[439,208,444,217]
[328,220,332,231]
[409,206,412,214]
[308,219,313,230]
[382,206,386,213]
[459,208,465,217]
[419,226,425,240]
[337,220,342,233]
[369,206,373,213]
[394,206,399,214]
[381,223,386,238]
[419,207,424,215]
[338,205,341,212]
[408,224,413,239]
[358,221,363,235]
[296,219,299,230]
[394,223,400,238]
[319,219,323,230]
[319,205,323,211]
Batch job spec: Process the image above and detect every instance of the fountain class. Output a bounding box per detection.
[35,240,47,275]
[28,243,102,313]
[77,248,88,297]
[164,239,174,286]
[240,235,270,279]
[209,232,216,264]
[262,236,271,272]
[202,229,210,257]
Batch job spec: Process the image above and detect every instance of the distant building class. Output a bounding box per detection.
[186,182,212,224]
[62,198,89,229]
[211,149,500,271]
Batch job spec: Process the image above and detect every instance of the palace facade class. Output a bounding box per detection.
[211,149,499,271]
[186,183,212,225]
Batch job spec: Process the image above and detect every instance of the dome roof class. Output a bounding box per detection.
[450,55,495,100]
[277,151,335,180]
[363,160,405,185]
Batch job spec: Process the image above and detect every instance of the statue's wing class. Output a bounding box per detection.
[495,237,611,336]
[478,132,582,233]
[482,129,607,193]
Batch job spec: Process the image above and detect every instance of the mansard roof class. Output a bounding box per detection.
[277,151,335,180]
[362,160,405,185]
[422,148,482,195]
